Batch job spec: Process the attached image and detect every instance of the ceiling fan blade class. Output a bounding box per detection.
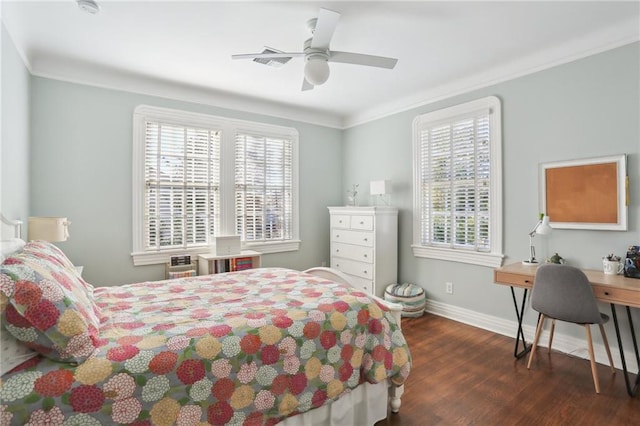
[329,51,398,69]
[232,52,304,60]
[302,77,314,91]
[310,8,340,50]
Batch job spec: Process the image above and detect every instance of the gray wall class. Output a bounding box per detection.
[343,42,640,341]
[29,78,343,286]
[1,23,30,227]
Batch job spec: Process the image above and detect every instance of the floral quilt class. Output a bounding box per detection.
[1,267,411,425]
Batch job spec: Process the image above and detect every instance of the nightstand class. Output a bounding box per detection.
[198,250,262,275]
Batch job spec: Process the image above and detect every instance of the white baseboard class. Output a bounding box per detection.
[424,299,639,374]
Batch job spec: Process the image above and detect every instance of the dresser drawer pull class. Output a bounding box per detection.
[336,263,340,267]
[360,221,364,225]
[363,270,368,274]
[336,234,340,238]
[336,249,340,253]
[339,220,343,224]
[363,254,368,258]
[363,237,368,242]
[604,291,610,296]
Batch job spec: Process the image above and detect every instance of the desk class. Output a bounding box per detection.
[494,262,640,396]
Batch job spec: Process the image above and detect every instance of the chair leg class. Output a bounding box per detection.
[527,314,546,370]
[598,323,616,374]
[585,325,601,394]
[548,319,555,354]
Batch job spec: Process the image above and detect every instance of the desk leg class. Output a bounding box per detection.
[510,286,531,359]
[610,304,639,397]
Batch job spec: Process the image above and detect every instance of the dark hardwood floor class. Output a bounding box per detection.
[375,313,639,425]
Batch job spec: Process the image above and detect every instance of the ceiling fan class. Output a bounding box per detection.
[231,8,398,91]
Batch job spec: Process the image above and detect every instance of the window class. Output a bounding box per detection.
[235,134,293,242]
[412,96,503,267]
[132,105,299,265]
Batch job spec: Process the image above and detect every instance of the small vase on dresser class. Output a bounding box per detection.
[328,206,398,298]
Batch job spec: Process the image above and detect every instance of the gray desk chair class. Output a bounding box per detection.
[526,263,615,394]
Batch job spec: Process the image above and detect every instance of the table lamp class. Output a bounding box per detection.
[522,213,552,265]
[370,180,391,205]
[27,217,71,242]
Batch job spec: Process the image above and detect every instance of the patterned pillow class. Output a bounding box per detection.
[22,240,76,271]
[22,241,93,291]
[22,240,101,317]
[0,248,102,363]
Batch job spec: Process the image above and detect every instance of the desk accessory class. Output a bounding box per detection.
[603,254,623,275]
[546,253,565,264]
[522,213,552,265]
[623,246,640,279]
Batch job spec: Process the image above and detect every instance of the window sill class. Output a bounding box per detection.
[244,240,301,254]
[412,245,504,268]
[131,247,212,266]
[131,240,301,266]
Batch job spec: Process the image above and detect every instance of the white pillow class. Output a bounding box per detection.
[1,329,38,375]
[0,238,26,262]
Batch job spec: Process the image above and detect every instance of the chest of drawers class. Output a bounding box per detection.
[328,206,398,297]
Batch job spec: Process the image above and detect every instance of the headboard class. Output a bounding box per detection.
[1,214,25,260]
[1,213,23,239]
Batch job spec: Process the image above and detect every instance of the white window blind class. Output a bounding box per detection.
[143,121,220,250]
[412,97,503,267]
[420,114,490,250]
[132,105,300,266]
[235,134,293,242]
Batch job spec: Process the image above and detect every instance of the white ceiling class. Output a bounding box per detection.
[2,1,639,128]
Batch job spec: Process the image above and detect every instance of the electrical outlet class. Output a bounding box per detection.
[445,282,453,294]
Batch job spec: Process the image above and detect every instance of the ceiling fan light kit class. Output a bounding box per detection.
[232,7,397,90]
[304,56,330,85]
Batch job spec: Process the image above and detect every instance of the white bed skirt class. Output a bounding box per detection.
[277,381,388,426]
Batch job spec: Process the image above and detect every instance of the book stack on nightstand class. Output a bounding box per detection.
[233,257,254,271]
[165,255,198,279]
[198,250,262,275]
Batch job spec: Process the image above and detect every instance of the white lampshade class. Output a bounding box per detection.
[28,217,70,242]
[370,180,391,196]
[304,58,330,86]
[536,215,552,235]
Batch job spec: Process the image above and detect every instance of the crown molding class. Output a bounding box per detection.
[343,17,640,128]
[1,19,33,73]
[15,16,640,131]
[29,54,344,129]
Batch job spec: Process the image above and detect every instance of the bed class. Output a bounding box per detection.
[0,217,410,425]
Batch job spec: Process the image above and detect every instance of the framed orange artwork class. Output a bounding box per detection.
[539,154,628,230]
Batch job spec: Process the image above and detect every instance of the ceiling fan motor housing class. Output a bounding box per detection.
[303,38,327,57]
